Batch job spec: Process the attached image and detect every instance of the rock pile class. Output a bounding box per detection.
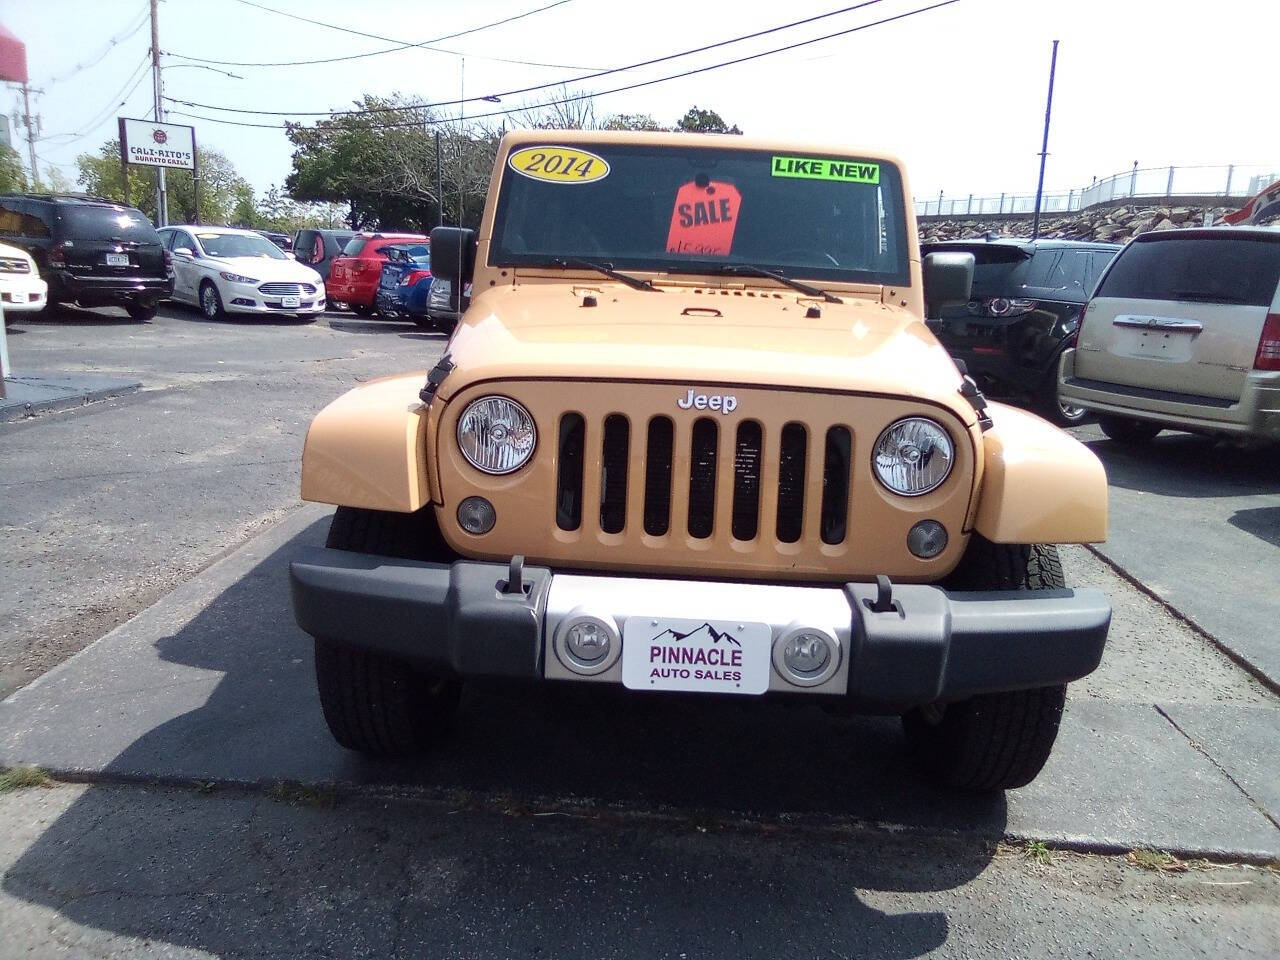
[918,203,1236,244]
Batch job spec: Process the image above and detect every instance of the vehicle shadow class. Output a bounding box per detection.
[10,303,142,326]
[1083,432,1280,498]
[1228,505,1280,548]
[1,518,1002,957]
[326,317,420,335]
[168,302,318,326]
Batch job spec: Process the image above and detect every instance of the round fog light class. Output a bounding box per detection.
[457,496,496,535]
[907,519,948,559]
[784,633,830,675]
[565,620,609,663]
[773,625,841,687]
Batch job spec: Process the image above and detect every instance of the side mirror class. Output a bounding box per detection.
[429,226,477,286]
[173,246,194,258]
[922,251,974,316]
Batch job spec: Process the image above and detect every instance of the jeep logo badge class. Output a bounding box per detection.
[677,388,738,414]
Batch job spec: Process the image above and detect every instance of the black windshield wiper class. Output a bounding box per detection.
[543,258,661,292]
[698,263,842,303]
[1172,290,1249,304]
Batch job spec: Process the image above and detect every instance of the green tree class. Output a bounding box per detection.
[599,113,667,131]
[75,140,254,224]
[0,147,27,192]
[675,106,743,135]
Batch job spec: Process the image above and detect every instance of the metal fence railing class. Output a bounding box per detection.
[915,164,1279,218]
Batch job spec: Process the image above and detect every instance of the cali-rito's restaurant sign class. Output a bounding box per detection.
[119,118,196,170]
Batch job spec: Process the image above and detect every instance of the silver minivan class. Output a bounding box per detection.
[1059,227,1280,442]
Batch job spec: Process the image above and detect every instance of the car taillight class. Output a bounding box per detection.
[401,269,431,286]
[163,249,173,271]
[985,297,1036,317]
[1256,313,1280,371]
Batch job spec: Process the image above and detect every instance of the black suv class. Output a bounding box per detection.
[0,194,173,320]
[293,227,355,283]
[923,237,1120,425]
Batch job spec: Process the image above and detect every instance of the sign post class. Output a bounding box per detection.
[117,118,196,220]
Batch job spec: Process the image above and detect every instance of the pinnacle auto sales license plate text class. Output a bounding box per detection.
[621,617,771,694]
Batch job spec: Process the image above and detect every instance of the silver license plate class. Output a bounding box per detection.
[621,617,771,695]
[281,295,300,308]
[105,253,129,267]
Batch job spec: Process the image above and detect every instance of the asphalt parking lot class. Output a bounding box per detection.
[1,302,1278,957]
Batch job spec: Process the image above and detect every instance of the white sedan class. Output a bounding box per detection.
[157,225,325,320]
[0,241,48,314]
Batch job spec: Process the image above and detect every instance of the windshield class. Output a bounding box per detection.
[196,232,287,259]
[60,206,161,243]
[491,142,909,285]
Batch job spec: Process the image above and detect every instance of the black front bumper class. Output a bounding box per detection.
[290,549,1110,708]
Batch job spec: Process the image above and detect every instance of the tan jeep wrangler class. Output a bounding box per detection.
[291,131,1111,791]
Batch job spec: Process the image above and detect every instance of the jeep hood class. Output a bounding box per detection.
[439,284,973,423]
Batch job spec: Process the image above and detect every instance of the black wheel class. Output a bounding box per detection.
[350,303,374,317]
[903,536,1068,791]
[1038,375,1089,427]
[199,280,226,321]
[313,506,459,756]
[125,301,157,322]
[411,316,434,329]
[1097,414,1162,443]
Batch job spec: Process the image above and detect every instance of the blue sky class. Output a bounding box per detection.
[5,0,1277,204]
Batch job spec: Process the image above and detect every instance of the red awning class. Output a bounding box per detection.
[0,25,28,85]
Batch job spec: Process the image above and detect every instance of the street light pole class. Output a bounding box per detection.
[1029,40,1059,244]
[150,0,167,225]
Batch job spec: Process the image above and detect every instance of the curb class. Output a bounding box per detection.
[0,377,142,423]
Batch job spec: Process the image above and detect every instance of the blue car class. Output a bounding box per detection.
[374,242,432,324]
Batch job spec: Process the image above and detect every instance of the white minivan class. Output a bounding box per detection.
[1059,227,1280,442]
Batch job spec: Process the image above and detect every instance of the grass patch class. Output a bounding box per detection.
[267,781,341,809]
[0,766,52,792]
[1128,848,1189,872]
[1025,840,1055,866]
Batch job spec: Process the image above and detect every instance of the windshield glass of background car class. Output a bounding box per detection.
[1096,235,1280,306]
[60,207,161,243]
[197,233,287,259]
[490,143,910,285]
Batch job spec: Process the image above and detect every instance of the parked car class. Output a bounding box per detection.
[924,237,1120,426]
[157,225,325,321]
[374,242,432,323]
[292,228,355,284]
[326,231,427,315]
[291,130,1112,793]
[256,230,293,252]
[426,276,472,333]
[0,240,48,315]
[1060,226,1280,442]
[0,194,172,320]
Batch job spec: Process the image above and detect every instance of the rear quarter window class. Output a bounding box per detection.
[342,236,367,256]
[1097,234,1280,307]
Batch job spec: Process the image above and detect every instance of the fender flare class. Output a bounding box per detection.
[300,372,433,512]
[973,401,1108,544]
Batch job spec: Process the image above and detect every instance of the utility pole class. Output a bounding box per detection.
[19,82,40,189]
[150,0,167,225]
[1029,42,1059,240]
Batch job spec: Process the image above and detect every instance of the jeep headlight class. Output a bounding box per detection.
[872,417,953,496]
[457,395,537,474]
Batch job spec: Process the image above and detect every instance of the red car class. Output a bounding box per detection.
[327,232,428,314]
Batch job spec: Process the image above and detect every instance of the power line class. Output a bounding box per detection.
[167,0,962,132]
[37,54,152,144]
[167,0,600,71]
[168,0,891,118]
[38,3,149,86]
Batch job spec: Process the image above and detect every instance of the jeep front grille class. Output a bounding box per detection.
[440,380,976,581]
[555,412,853,546]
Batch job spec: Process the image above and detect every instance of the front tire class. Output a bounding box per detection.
[313,507,459,756]
[903,537,1068,791]
[199,280,226,321]
[1097,414,1162,443]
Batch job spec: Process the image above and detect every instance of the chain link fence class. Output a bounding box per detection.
[915,164,1279,217]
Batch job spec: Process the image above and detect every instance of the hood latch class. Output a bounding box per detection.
[954,359,993,431]
[419,354,455,404]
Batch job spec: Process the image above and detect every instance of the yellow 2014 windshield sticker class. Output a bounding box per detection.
[508,146,610,184]
[771,155,880,184]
